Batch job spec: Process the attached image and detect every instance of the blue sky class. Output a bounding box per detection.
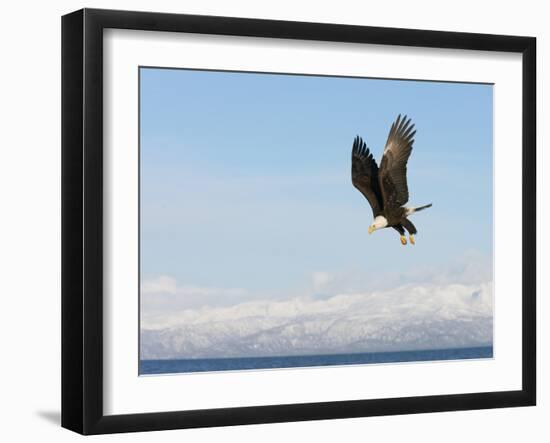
[140,67,493,303]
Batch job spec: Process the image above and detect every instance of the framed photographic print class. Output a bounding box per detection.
[61,8,536,435]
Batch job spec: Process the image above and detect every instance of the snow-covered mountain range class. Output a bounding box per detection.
[140,281,493,359]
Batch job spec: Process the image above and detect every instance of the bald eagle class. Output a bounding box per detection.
[351,115,432,245]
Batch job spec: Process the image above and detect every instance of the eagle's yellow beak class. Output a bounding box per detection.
[368,226,375,235]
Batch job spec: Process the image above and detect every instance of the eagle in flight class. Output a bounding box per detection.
[351,115,432,245]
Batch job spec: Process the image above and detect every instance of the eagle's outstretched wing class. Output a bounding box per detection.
[351,136,383,217]
[379,115,416,210]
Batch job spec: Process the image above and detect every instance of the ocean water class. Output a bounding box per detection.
[140,346,493,375]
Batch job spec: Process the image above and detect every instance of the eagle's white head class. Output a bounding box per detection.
[368,215,388,234]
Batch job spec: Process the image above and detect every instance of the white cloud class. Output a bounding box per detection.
[140,277,249,323]
[141,275,178,295]
[306,251,493,296]
[141,277,247,300]
[311,271,334,291]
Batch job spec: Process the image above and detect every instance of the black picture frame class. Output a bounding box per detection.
[62,8,536,435]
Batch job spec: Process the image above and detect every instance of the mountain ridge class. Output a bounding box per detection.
[141,281,493,359]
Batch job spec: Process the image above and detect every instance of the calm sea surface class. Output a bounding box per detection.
[140,346,493,375]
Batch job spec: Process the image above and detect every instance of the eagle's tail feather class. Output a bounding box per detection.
[406,203,432,215]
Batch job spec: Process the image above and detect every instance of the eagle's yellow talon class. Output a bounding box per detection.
[400,235,407,245]
[409,235,415,245]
